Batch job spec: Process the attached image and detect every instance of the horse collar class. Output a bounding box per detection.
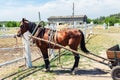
[37,28,45,37]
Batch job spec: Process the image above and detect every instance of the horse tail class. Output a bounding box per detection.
[79,30,89,53]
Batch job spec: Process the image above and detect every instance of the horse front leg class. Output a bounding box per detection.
[71,54,80,75]
[40,48,50,72]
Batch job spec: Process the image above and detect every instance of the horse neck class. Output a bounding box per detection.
[28,22,36,34]
[34,27,46,38]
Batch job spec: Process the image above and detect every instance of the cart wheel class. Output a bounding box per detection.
[111,66,120,80]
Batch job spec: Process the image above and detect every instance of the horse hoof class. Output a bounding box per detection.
[71,70,76,75]
[71,68,78,75]
[45,67,51,72]
[45,69,50,72]
[42,68,50,72]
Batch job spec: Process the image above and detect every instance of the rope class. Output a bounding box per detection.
[13,35,19,47]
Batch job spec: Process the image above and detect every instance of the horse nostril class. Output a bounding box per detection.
[17,34,21,37]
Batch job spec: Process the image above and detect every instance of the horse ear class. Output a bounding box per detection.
[22,18,26,22]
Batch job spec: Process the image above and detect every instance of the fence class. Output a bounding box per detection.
[0,31,32,68]
[0,21,94,67]
[48,21,94,38]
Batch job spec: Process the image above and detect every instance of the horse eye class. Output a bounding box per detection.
[20,25,24,29]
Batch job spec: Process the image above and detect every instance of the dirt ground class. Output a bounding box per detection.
[0,52,112,80]
[4,52,111,80]
[0,26,120,80]
[50,52,112,80]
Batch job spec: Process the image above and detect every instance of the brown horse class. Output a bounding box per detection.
[17,18,89,74]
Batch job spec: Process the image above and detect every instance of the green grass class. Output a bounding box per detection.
[51,50,74,67]
[86,26,120,54]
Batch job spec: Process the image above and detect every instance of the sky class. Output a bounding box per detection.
[0,0,120,21]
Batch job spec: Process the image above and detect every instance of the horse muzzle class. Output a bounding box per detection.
[17,33,22,37]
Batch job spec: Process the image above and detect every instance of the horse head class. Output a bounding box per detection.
[17,18,36,37]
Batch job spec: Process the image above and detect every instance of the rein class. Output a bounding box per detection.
[14,35,18,47]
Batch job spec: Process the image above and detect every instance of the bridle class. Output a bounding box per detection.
[17,20,45,41]
[18,21,31,41]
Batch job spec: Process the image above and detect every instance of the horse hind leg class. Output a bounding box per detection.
[69,45,80,75]
[71,54,80,75]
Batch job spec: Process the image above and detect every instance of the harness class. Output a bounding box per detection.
[48,29,56,44]
[48,29,57,58]
[33,28,57,46]
[28,22,58,59]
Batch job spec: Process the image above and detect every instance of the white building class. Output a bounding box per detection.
[48,15,87,26]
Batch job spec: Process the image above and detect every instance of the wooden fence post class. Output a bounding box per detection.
[22,31,32,68]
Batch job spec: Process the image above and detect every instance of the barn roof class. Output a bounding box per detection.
[48,15,87,19]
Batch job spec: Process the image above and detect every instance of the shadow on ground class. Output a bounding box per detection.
[51,68,109,75]
[1,66,44,80]
[1,65,109,80]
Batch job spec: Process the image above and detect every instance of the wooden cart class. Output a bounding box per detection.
[106,44,120,80]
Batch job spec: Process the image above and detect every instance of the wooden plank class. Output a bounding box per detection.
[0,57,25,67]
[30,36,109,66]
[0,46,24,51]
[0,34,15,38]
[106,44,120,59]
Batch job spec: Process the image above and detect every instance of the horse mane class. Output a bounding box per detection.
[28,22,36,33]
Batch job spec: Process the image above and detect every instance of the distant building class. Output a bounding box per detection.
[114,23,120,27]
[47,15,87,26]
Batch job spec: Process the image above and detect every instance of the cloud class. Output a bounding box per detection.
[74,0,120,18]
[0,0,119,21]
[39,0,120,20]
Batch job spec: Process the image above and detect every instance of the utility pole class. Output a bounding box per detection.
[38,12,41,21]
[72,2,75,28]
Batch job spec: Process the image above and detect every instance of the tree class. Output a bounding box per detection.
[104,17,119,26]
[91,13,120,26]
[0,24,2,27]
[99,16,105,21]
[5,21,18,27]
[93,19,99,24]
[87,18,92,23]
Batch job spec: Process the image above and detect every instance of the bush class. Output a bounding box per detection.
[5,21,19,27]
[87,18,92,23]
[104,17,119,26]
[0,24,2,27]
[91,13,120,26]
